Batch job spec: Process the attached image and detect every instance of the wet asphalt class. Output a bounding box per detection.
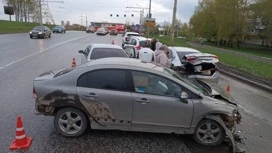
[0,31,271,153]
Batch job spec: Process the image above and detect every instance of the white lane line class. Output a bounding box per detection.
[1,36,86,70]
[261,56,271,60]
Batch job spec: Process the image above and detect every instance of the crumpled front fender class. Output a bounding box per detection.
[206,115,245,153]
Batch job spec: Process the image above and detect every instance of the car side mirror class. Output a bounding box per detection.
[180,91,189,103]
[78,50,84,54]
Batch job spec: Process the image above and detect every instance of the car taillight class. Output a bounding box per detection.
[33,87,37,99]
[186,56,196,62]
[136,45,141,50]
[213,55,219,59]
[125,37,129,41]
[215,67,219,71]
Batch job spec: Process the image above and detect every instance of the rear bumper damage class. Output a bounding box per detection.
[206,115,245,153]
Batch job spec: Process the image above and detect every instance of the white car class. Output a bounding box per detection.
[78,44,129,64]
[96,28,107,35]
[122,32,139,47]
[168,47,220,83]
[123,36,151,54]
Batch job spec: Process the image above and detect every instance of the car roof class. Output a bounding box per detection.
[169,47,200,53]
[91,44,123,49]
[82,58,161,70]
[130,36,149,41]
[126,32,139,35]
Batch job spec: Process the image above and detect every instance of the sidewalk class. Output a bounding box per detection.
[187,41,272,64]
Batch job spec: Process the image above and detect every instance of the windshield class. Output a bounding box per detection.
[90,48,128,60]
[163,67,208,95]
[139,41,147,47]
[33,26,44,31]
[54,26,62,29]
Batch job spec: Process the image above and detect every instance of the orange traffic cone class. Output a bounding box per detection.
[10,116,32,151]
[112,40,115,45]
[71,58,76,68]
[226,85,230,93]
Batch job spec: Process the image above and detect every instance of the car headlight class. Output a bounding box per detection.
[29,31,32,34]
[38,32,42,34]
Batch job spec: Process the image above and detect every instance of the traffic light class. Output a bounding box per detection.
[124,14,126,17]
[110,14,112,17]
[116,14,119,17]
[131,14,134,17]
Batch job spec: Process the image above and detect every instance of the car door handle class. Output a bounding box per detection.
[83,93,98,98]
[135,98,150,103]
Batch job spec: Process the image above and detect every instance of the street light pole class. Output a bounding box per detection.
[170,0,177,45]
[39,0,42,25]
[149,0,151,18]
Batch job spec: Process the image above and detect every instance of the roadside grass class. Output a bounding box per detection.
[150,35,272,80]
[0,20,55,34]
[204,41,272,59]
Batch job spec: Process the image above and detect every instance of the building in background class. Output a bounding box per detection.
[61,21,65,26]
[66,21,70,26]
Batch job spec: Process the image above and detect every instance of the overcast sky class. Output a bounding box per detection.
[0,0,198,25]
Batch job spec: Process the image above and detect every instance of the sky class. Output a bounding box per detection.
[0,0,199,25]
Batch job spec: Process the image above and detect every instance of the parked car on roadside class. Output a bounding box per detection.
[168,47,220,83]
[96,28,107,35]
[122,32,139,47]
[78,44,128,64]
[33,58,241,148]
[86,27,95,33]
[29,26,51,39]
[123,36,151,52]
[52,26,66,33]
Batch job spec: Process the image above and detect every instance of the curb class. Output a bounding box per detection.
[220,69,272,93]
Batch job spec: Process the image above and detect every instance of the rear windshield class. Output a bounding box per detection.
[127,34,139,37]
[90,48,128,60]
[177,52,198,60]
[139,41,147,47]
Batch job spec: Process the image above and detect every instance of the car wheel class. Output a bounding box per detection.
[54,107,89,137]
[49,34,51,38]
[30,36,33,39]
[193,119,225,146]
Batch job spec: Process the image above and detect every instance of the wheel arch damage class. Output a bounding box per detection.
[205,115,245,153]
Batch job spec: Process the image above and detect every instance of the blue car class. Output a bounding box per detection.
[52,26,66,33]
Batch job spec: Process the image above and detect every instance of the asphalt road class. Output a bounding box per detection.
[0,32,271,153]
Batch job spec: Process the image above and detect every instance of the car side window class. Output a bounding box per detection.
[124,47,135,58]
[132,71,182,97]
[77,69,127,91]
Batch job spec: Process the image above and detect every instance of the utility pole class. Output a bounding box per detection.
[86,15,88,27]
[39,0,42,25]
[170,0,177,45]
[149,0,151,18]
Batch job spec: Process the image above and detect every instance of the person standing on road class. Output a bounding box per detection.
[154,42,170,68]
[138,40,155,63]
[150,38,157,51]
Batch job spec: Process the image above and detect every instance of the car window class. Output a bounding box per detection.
[127,34,139,37]
[132,71,182,97]
[139,41,147,47]
[34,26,44,31]
[177,52,198,61]
[130,39,137,45]
[77,70,127,91]
[90,48,128,59]
[124,47,135,58]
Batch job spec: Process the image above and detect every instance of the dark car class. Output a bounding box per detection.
[30,26,51,39]
[86,27,95,33]
[52,26,66,33]
[110,29,118,35]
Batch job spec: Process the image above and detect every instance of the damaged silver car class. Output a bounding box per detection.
[33,58,242,151]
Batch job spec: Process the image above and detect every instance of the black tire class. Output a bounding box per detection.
[193,119,225,146]
[49,34,51,38]
[30,36,33,39]
[54,107,89,137]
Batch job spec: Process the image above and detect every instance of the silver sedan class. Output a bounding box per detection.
[33,58,241,149]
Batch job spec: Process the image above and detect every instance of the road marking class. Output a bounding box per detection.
[261,56,271,60]
[0,36,86,70]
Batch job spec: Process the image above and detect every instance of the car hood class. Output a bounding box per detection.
[208,83,236,105]
[184,53,219,65]
[32,29,43,32]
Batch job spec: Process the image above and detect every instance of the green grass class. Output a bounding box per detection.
[0,20,56,34]
[205,41,272,59]
[151,35,272,80]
